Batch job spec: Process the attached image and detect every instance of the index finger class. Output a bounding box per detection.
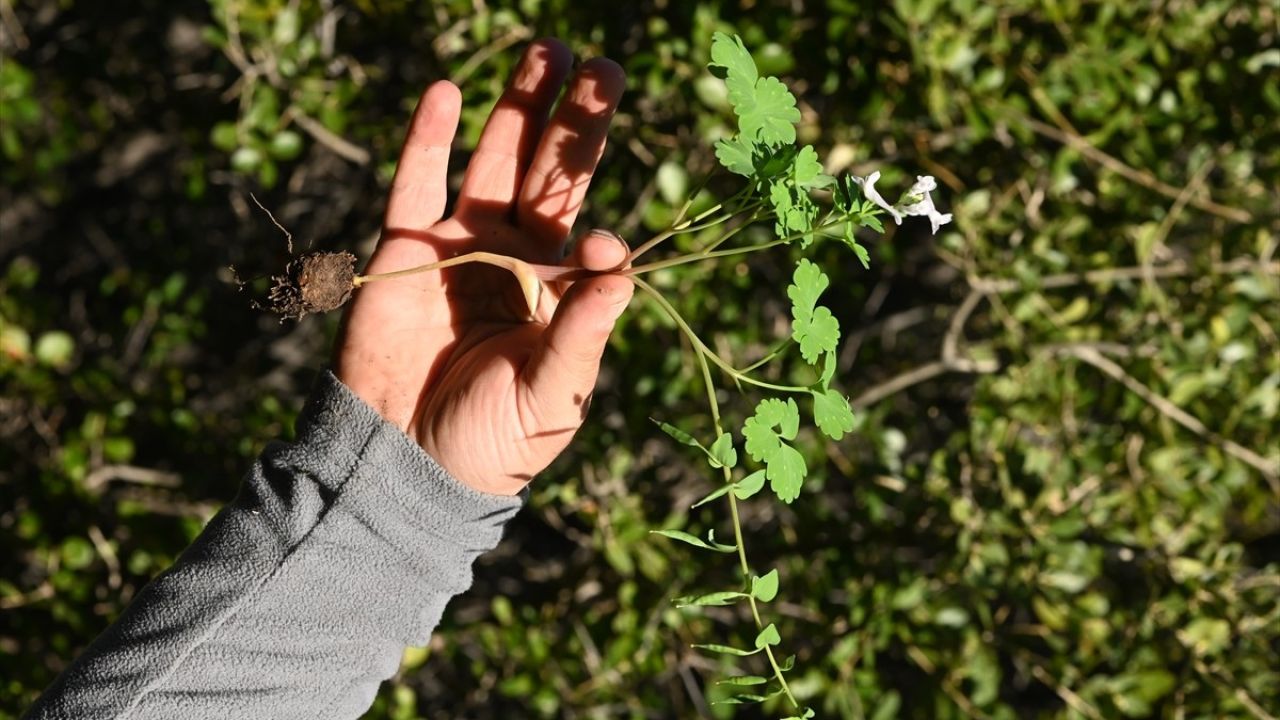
[516,57,626,251]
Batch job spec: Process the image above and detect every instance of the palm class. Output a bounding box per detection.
[333,41,631,495]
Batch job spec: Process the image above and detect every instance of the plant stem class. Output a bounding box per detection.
[669,289,802,711]
[626,185,755,263]
[625,238,789,276]
[630,278,809,394]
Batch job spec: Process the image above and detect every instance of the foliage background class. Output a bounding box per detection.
[2,0,1278,718]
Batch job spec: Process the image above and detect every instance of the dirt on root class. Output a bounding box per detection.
[266,251,357,320]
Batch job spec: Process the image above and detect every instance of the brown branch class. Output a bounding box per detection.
[971,258,1278,295]
[850,357,1000,410]
[288,109,370,166]
[1017,116,1251,223]
[1048,345,1279,489]
[83,464,182,493]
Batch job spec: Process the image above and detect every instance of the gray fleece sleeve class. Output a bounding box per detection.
[26,370,524,720]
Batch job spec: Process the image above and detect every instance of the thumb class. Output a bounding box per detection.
[522,232,633,424]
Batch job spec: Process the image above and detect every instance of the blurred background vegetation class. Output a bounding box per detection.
[2,0,1278,718]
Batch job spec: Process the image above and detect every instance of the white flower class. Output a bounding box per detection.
[896,175,953,235]
[852,171,904,225]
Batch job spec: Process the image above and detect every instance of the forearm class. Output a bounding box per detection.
[26,371,523,720]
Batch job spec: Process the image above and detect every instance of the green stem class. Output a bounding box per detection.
[624,238,789,276]
[630,278,808,394]
[657,287,801,711]
[626,185,756,263]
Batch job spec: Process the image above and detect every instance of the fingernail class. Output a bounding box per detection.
[593,229,625,246]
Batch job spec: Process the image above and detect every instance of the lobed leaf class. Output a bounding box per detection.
[765,442,806,503]
[788,260,839,364]
[812,388,855,440]
[708,32,758,107]
[793,306,839,364]
[736,76,800,145]
[742,399,807,503]
[714,137,755,176]
[787,259,829,320]
[792,145,825,189]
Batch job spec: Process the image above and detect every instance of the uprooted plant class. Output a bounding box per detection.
[245,32,951,717]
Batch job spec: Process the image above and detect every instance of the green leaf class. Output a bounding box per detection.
[656,160,689,204]
[755,144,797,178]
[653,419,700,448]
[792,145,824,188]
[870,692,901,720]
[754,623,781,648]
[268,130,303,161]
[849,238,872,268]
[751,569,779,602]
[787,259,829,321]
[734,470,767,499]
[34,331,75,368]
[820,350,838,389]
[742,399,807,503]
[769,181,818,242]
[230,146,262,172]
[737,76,800,145]
[210,122,239,152]
[714,137,755,176]
[709,432,738,469]
[778,654,796,671]
[60,536,94,570]
[765,443,806,503]
[650,529,737,553]
[708,33,800,146]
[812,388,855,440]
[743,398,799,459]
[691,484,733,508]
[674,591,749,607]
[716,675,768,686]
[693,642,761,657]
[712,694,769,705]
[708,32,758,107]
[788,261,840,362]
[793,306,840,364]
[272,6,300,45]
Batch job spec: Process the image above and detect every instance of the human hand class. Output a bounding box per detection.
[333,39,631,496]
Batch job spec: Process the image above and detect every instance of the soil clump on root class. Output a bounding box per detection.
[266,251,357,320]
